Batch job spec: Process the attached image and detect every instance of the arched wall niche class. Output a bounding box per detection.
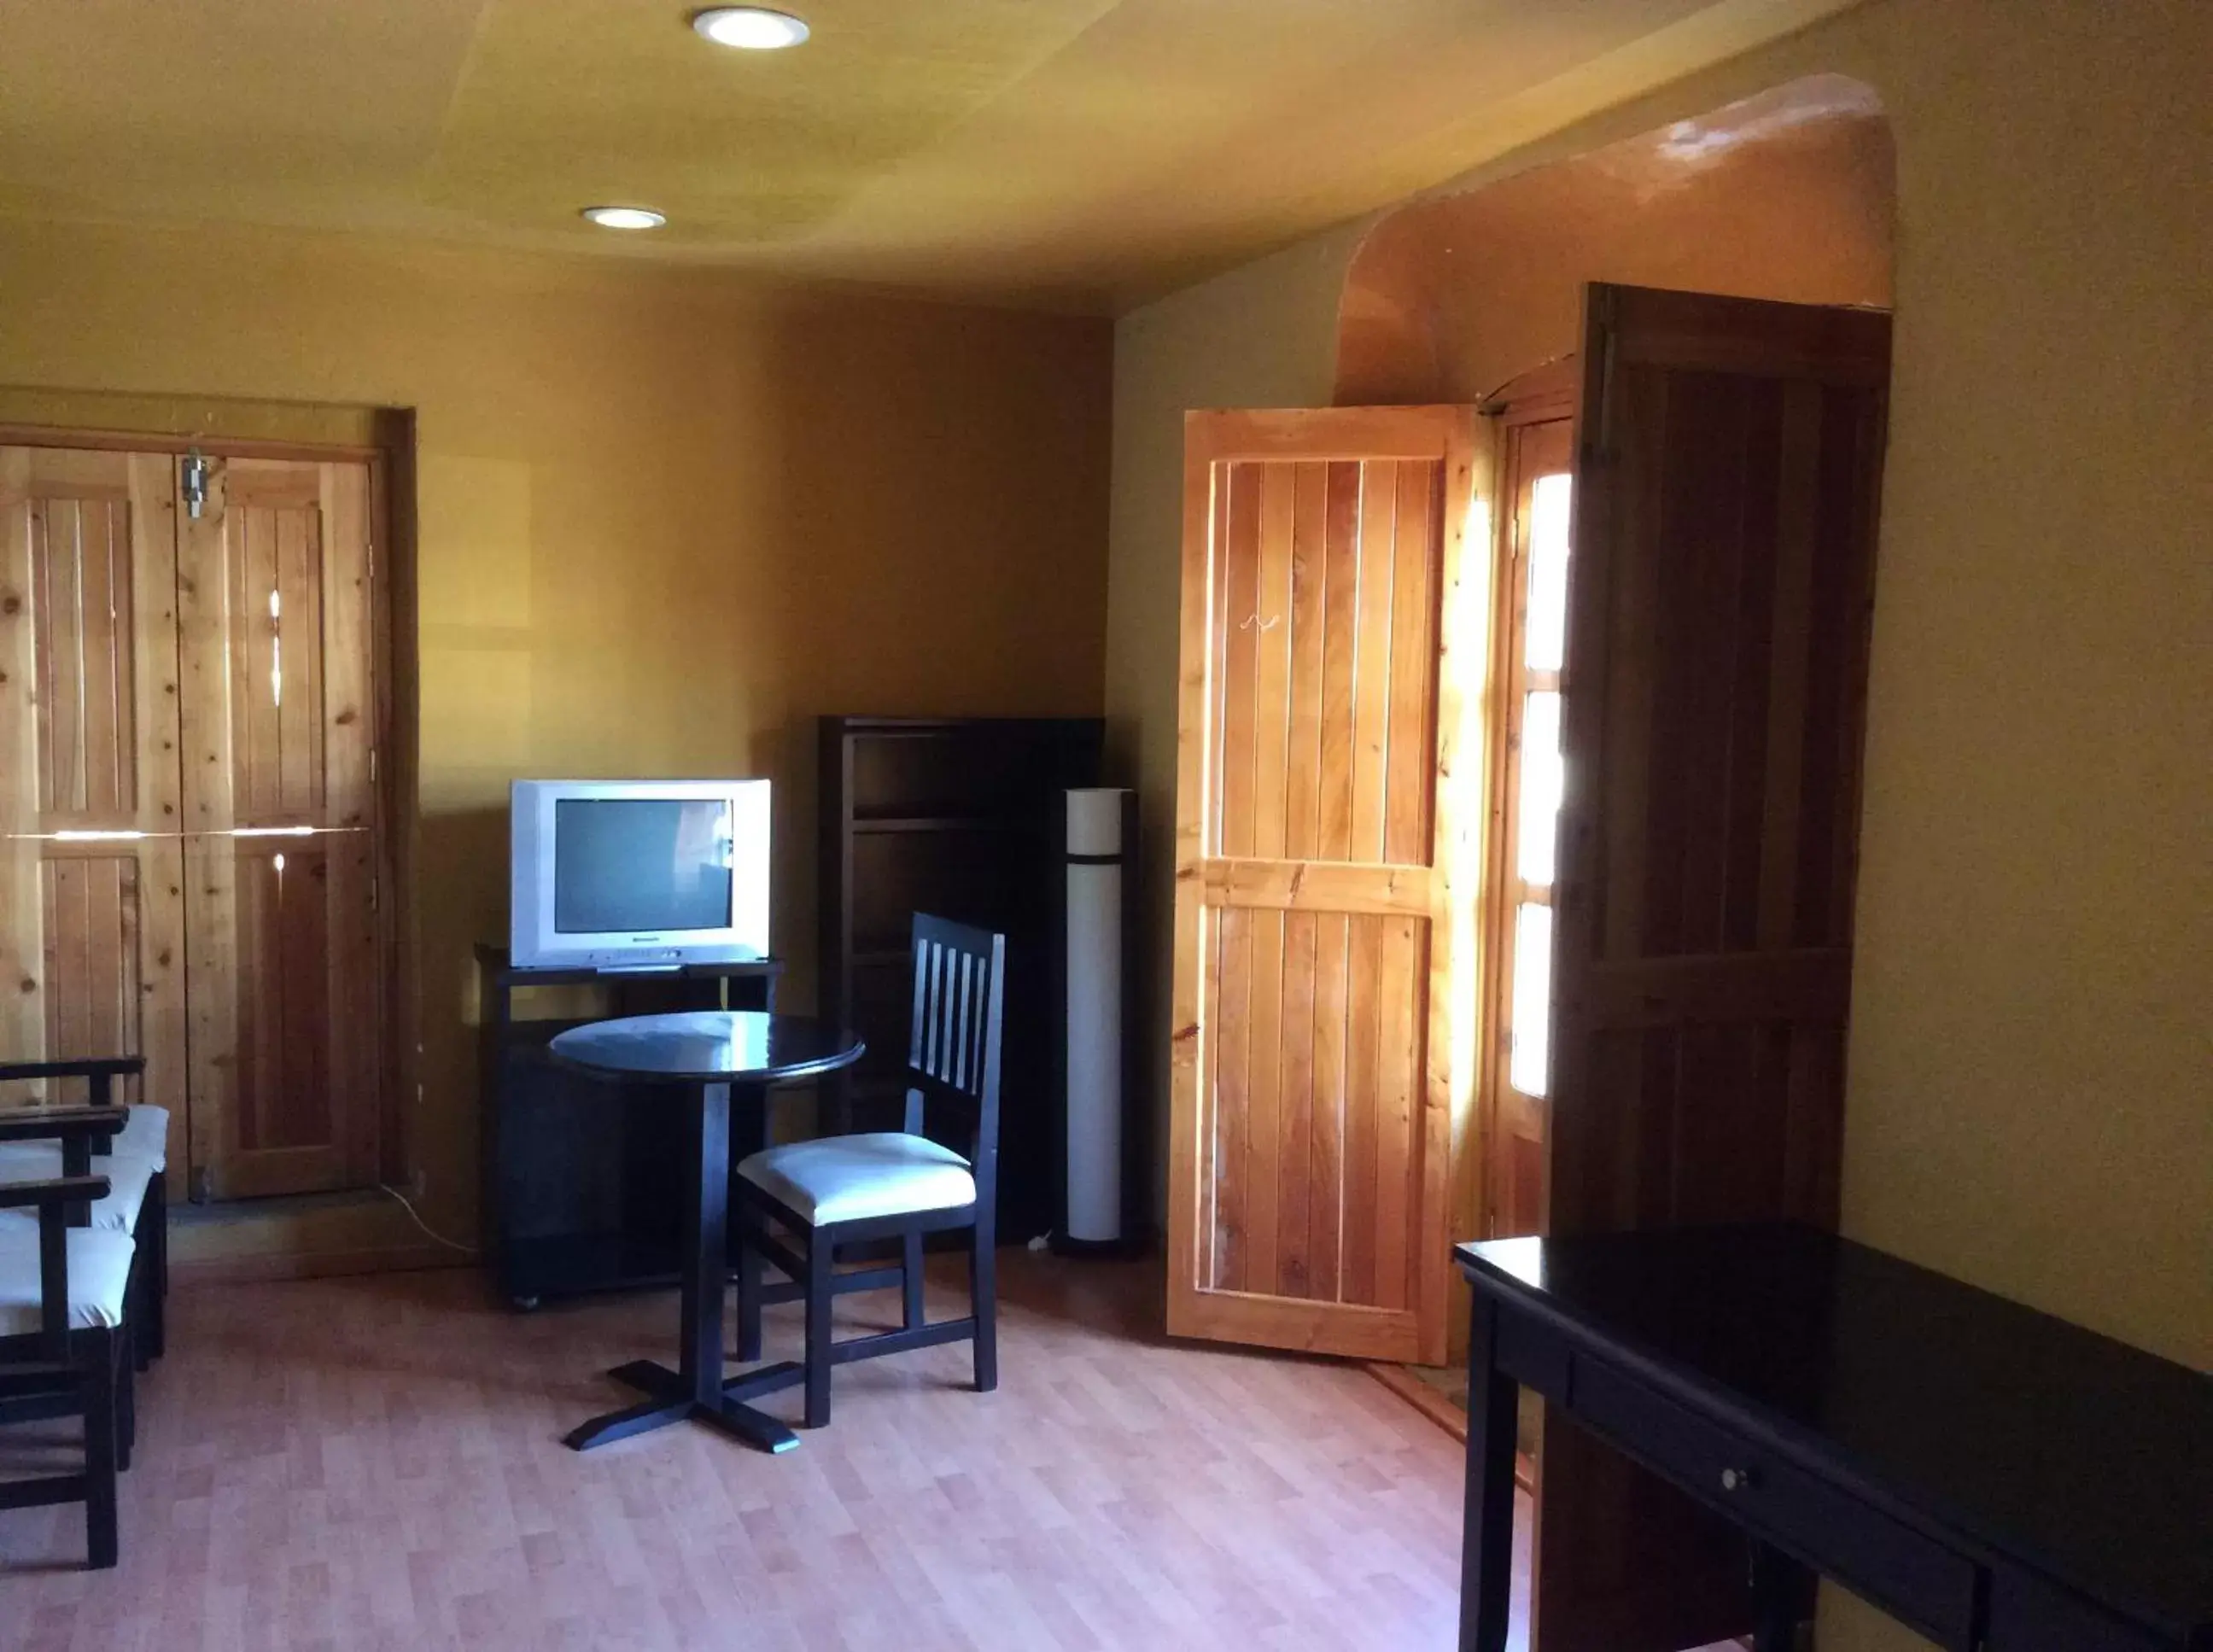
[1334,74,1895,406]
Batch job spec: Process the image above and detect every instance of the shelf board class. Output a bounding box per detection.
[849,814,1019,834]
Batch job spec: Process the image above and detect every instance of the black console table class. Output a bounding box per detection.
[1457,1224,2212,1652]
[476,946,781,1308]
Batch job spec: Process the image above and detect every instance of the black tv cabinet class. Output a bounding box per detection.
[476,946,782,1309]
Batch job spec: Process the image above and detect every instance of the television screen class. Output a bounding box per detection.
[552,797,733,935]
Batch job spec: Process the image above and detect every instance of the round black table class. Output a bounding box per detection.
[547,1011,863,1454]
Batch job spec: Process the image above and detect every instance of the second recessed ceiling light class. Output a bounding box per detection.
[692,8,810,50]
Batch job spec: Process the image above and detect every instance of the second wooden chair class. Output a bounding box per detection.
[732,914,1004,1428]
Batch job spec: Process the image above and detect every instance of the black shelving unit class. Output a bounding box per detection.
[476,946,781,1308]
[818,716,1102,1244]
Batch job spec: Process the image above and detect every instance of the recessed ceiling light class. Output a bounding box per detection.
[692,8,809,50]
[581,206,667,231]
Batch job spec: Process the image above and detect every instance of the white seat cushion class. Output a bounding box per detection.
[738,1131,975,1226]
[0,1143,155,1235]
[0,1225,136,1334]
[106,1105,168,1170]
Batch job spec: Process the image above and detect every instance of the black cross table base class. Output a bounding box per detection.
[563,1357,809,1453]
[545,1013,866,1456]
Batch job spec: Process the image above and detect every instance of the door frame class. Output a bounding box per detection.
[0,415,417,1195]
[1474,359,1579,1247]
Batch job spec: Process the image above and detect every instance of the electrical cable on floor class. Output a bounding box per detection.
[379,1182,480,1256]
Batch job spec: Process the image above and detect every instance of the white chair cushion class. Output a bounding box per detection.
[0,1143,155,1235]
[0,1225,136,1334]
[738,1131,975,1227]
[106,1105,168,1170]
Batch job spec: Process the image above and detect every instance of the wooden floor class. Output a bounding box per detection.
[1,1252,1502,1650]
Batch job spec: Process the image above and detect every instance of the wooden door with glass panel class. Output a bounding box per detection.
[1167,406,1484,1365]
[1484,377,1575,1243]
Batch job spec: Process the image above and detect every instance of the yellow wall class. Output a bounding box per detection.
[1105,3,2212,1645]
[1336,75,1894,405]
[0,216,1112,1268]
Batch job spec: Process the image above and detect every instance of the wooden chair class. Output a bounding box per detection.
[733,914,1003,1428]
[0,1059,166,1369]
[0,1097,136,1567]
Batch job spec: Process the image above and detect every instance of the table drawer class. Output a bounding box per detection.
[1571,1357,1982,1648]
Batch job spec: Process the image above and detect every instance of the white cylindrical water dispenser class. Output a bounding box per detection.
[1063,788,1130,1249]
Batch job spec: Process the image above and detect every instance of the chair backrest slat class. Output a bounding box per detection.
[905,914,1007,1214]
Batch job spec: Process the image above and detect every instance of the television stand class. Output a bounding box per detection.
[476,945,784,1308]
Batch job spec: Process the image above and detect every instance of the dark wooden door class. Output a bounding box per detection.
[1534,284,1892,1650]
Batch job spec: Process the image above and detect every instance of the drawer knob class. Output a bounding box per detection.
[1720,1467,1752,1493]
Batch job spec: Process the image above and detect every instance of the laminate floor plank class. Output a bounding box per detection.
[2,1253,1497,1651]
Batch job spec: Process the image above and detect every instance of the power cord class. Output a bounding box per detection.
[378,1182,480,1256]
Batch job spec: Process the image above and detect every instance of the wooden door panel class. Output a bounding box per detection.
[1203,905,1427,1302]
[40,852,145,1070]
[1,447,186,1150]
[178,455,381,1198]
[1533,285,1891,1652]
[1170,406,1484,1365]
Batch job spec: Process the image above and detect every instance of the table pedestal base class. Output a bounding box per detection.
[563,1357,809,1454]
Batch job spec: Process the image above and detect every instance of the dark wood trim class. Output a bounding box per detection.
[1367,1361,1469,1443]
[1480,355,1579,424]
[371,409,419,1193]
[0,423,382,464]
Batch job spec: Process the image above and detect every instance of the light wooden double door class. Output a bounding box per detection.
[0,441,388,1200]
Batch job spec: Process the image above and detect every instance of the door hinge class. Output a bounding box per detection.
[369,748,377,785]
[370,871,380,913]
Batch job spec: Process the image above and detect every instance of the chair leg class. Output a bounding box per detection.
[969,1224,997,1395]
[902,1232,925,1331]
[736,1222,763,1364]
[84,1329,119,1569]
[131,1246,152,1375]
[149,1170,167,1363]
[803,1230,834,1429]
[117,1330,136,1472]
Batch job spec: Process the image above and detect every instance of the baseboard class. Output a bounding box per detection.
[1368,1361,1470,1443]
[172,1244,475,1288]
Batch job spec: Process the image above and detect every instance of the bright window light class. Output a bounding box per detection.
[1526,472,1573,670]
[692,8,809,50]
[1509,903,1554,1098]
[1517,691,1563,886]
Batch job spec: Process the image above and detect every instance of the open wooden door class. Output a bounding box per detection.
[178,455,383,1200]
[0,447,190,1165]
[1166,406,1486,1364]
[1533,285,1891,1649]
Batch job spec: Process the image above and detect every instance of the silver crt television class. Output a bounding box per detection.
[509,779,770,971]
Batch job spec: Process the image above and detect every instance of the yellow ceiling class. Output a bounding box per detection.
[0,0,1864,311]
